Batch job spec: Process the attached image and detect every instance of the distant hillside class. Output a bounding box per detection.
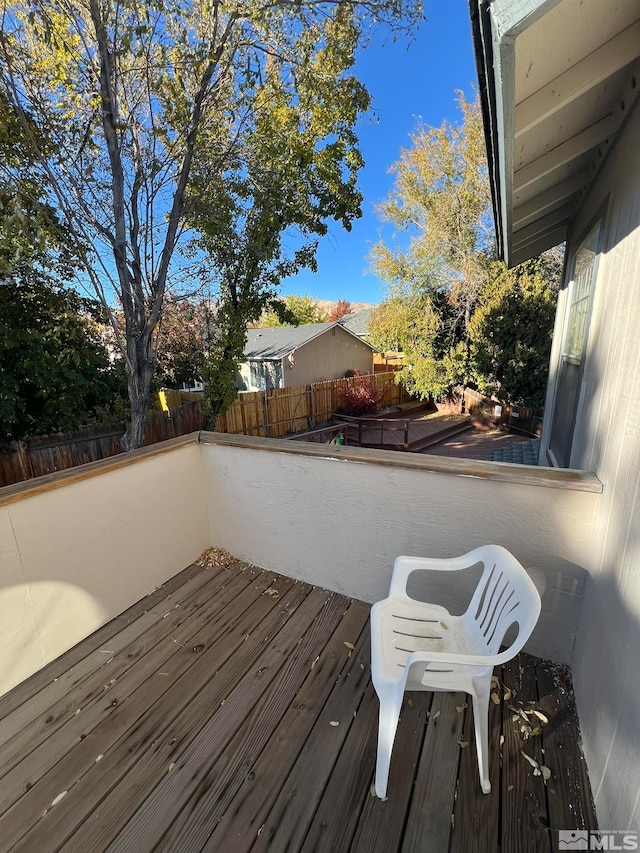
[317,300,376,317]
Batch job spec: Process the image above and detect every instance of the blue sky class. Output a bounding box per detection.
[281,1,478,305]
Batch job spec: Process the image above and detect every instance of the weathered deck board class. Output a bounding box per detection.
[350,692,433,853]
[7,571,299,851]
[0,558,220,732]
[536,662,598,853]
[0,559,240,778]
[449,676,502,853]
[0,563,266,827]
[401,690,466,853]
[0,558,598,853]
[251,632,372,852]
[43,576,307,853]
[205,601,370,852]
[502,654,552,853]
[102,586,337,852]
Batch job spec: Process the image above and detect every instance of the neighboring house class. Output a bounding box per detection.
[340,308,405,371]
[471,0,640,832]
[239,322,377,391]
[338,307,376,342]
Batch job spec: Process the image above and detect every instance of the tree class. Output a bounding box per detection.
[0,93,126,445]
[370,95,493,398]
[470,259,557,407]
[328,300,353,322]
[153,297,212,390]
[369,293,460,398]
[262,295,329,328]
[0,92,77,286]
[183,5,419,423]
[0,284,127,445]
[0,0,420,449]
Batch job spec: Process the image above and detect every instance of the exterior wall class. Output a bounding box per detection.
[0,440,210,696]
[284,325,374,387]
[202,437,600,664]
[554,104,640,832]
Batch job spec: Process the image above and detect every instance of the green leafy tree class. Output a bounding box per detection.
[0,284,127,445]
[369,293,461,398]
[0,92,76,285]
[0,0,420,448]
[190,6,377,422]
[470,260,557,407]
[370,95,493,398]
[0,94,125,445]
[262,295,329,328]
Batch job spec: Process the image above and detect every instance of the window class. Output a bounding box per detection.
[548,219,603,468]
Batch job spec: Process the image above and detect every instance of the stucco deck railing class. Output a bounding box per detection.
[0,431,602,697]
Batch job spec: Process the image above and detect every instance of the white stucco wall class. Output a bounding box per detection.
[202,437,599,665]
[0,440,210,696]
[556,104,640,833]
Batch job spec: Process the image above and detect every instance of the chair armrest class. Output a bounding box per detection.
[389,546,517,598]
[390,552,480,597]
[405,647,518,670]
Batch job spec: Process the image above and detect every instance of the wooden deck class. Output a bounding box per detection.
[335,413,473,452]
[0,551,597,852]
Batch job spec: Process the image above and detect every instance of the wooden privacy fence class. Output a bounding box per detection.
[463,388,543,436]
[0,374,407,487]
[212,372,409,438]
[0,403,206,488]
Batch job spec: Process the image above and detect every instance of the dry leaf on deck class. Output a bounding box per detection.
[532,710,549,725]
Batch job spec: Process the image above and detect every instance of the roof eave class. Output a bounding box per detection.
[470,0,567,267]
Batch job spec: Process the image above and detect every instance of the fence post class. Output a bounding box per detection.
[309,384,315,429]
[404,420,409,450]
[263,391,270,437]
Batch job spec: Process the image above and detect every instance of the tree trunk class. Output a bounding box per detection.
[203,309,246,431]
[205,396,224,432]
[122,329,155,451]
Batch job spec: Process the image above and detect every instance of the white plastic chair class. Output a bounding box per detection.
[370,544,541,797]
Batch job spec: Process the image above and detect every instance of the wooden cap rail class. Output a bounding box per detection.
[0,430,603,507]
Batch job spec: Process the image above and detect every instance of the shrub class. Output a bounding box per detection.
[336,372,388,416]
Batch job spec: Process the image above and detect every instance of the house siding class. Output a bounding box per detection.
[283,325,373,387]
[558,104,640,832]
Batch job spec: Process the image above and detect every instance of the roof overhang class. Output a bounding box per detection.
[470,0,640,266]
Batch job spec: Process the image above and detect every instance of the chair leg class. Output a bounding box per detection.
[374,691,403,799]
[471,678,492,794]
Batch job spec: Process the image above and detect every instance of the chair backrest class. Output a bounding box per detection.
[464,545,541,657]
